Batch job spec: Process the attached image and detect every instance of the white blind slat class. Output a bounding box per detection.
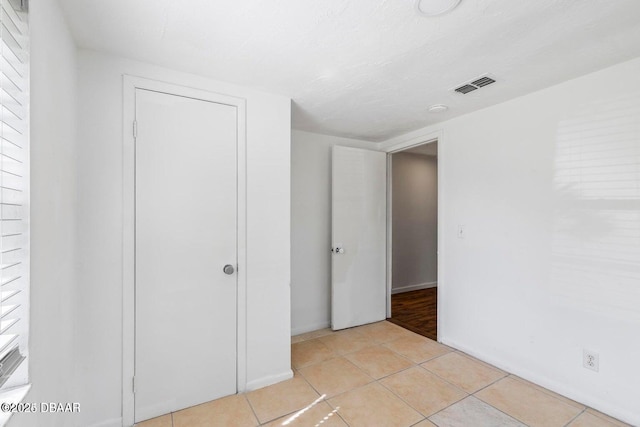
[0,334,17,356]
[0,317,17,334]
[0,290,19,302]
[0,303,16,318]
[0,0,28,390]
[0,275,19,286]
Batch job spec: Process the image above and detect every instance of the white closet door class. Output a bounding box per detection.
[331,146,387,330]
[135,89,238,422]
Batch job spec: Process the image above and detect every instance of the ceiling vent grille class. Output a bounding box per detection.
[454,84,478,94]
[453,75,496,94]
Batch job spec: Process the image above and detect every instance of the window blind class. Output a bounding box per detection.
[0,0,28,389]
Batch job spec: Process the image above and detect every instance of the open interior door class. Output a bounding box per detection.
[331,146,387,330]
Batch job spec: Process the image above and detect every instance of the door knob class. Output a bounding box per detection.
[223,264,235,275]
[332,247,345,254]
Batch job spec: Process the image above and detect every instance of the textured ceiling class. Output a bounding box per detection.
[59,0,640,142]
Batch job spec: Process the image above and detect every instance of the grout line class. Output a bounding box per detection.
[300,374,356,426]
[464,371,508,395]
[563,408,587,427]
[470,376,564,427]
[321,377,376,401]
[426,396,469,422]
[380,364,471,419]
[328,401,353,427]
[406,366,515,423]
[422,391,524,427]
[297,369,325,398]
[414,348,455,365]
[243,393,262,426]
[422,368,471,397]
[508,375,585,410]
[451,349,508,374]
[353,338,468,424]
[377,370,467,421]
[468,394,532,427]
[507,376,630,426]
[370,360,418,381]
[583,409,632,427]
[296,362,369,427]
[331,341,379,357]
[416,351,509,397]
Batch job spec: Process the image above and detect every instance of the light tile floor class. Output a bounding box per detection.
[136,321,630,427]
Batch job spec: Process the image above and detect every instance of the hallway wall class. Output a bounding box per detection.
[392,152,438,293]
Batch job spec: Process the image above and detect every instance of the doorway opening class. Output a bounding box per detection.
[386,141,439,340]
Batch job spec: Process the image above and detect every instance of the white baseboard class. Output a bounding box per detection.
[291,321,330,336]
[87,417,123,427]
[391,281,437,295]
[440,337,639,427]
[245,369,294,392]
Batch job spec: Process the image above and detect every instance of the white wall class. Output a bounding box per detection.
[75,50,291,426]
[382,57,640,425]
[16,1,79,426]
[290,130,373,335]
[392,152,438,292]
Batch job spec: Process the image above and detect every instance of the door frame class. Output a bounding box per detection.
[122,75,247,426]
[383,130,444,341]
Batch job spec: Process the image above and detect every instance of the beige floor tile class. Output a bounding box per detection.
[299,356,373,398]
[292,328,334,344]
[384,335,452,363]
[291,338,336,369]
[411,420,437,427]
[421,352,505,393]
[569,410,631,427]
[381,366,467,416]
[261,400,347,427]
[355,321,417,343]
[475,376,583,427]
[344,345,414,379]
[328,382,423,427]
[135,414,172,427]
[509,376,585,410]
[246,375,320,424]
[319,328,372,355]
[428,396,526,427]
[173,394,258,427]
[585,409,632,426]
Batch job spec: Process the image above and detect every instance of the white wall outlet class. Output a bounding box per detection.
[583,349,599,372]
[457,225,465,239]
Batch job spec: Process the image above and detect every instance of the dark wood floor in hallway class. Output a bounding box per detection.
[387,287,437,340]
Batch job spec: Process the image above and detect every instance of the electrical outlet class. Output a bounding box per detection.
[583,349,599,372]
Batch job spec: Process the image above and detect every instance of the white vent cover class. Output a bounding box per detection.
[453,75,497,94]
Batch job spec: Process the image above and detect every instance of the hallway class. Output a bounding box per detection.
[388,288,438,340]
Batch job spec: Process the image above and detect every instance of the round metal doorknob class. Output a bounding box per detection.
[223,264,235,275]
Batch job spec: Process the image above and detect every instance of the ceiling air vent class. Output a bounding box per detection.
[454,84,478,94]
[453,75,497,94]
